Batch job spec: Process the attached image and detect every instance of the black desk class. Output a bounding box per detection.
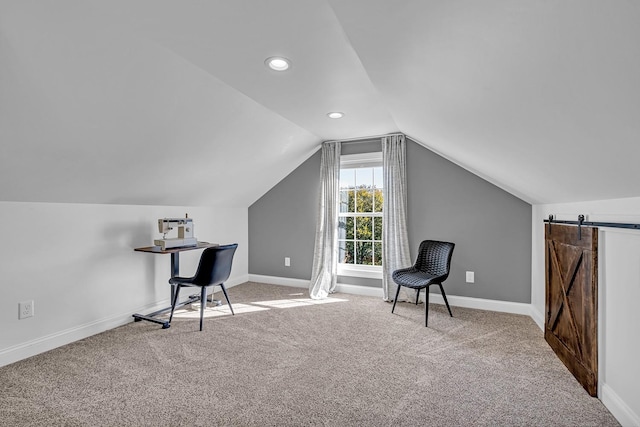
[132,241,218,328]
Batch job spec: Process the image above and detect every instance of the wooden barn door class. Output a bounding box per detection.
[545,224,598,396]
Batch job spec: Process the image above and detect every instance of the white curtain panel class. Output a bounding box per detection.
[309,141,341,299]
[382,134,413,301]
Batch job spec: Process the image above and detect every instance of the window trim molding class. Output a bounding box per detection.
[340,151,383,167]
[337,263,383,279]
[338,151,384,277]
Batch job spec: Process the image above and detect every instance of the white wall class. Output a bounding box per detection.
[532,198,640,427]
[0,201,248,367]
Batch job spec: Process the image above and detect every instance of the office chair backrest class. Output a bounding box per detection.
[414,240,455,280]
[191,244,238,287]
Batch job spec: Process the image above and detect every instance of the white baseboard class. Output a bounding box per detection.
[248,274,534,317]
[247,275,387,298]
[427,293,533,317]
[247,274,383,297]
[248,274,308,288]
[226,274,250,288]
[0,274,249,368]
[601,383,640,427]
[0,308,144,368]
[529,305,545,331]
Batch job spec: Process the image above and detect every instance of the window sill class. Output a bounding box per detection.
[337,264,382,280]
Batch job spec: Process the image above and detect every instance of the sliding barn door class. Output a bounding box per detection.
[545,224,598,396]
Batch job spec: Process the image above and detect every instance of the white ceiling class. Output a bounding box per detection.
[1,0,639,207]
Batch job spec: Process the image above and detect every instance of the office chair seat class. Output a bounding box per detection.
[169,243,238,331]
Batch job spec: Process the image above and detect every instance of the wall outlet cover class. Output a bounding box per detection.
[19,300,34,319]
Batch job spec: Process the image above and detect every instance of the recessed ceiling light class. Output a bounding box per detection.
[265,56,291,71]
[327,112,344,119]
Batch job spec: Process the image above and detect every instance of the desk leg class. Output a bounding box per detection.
[170,252,179,302]
[132,294,200,329]
[171,252,179,277]
[133,252,183,329]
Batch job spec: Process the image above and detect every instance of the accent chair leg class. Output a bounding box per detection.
[439,283,453,317]
[415,289,420,305]
[391,284,402,313]
[220,284,234,315]
[425,287,430,327]
[169,285,182,323]
[199,286,207,331]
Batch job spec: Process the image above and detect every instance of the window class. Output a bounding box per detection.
[338,152,383,278]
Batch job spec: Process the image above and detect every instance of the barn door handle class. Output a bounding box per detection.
[578,214,585,240]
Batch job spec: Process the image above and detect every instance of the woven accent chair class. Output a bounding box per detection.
[169,244,237,331]
[391,240,455,327]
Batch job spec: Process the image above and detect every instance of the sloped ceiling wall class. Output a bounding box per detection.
[329,0,640,204]
[1,0,639,207]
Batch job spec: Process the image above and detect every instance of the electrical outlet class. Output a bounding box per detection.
[19,300,34,319]
[285,257,291,267]
[466,271,475,283]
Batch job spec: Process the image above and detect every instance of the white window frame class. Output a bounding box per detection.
[337,152,383,280]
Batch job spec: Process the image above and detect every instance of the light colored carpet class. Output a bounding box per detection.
[0,282,619,426]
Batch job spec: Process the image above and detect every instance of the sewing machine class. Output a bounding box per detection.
[153,215,197,250]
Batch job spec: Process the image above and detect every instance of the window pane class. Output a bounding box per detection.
[355,216,372,240]
[340,190,355,213]
[356,188,373,213]
[340,169,355,189]
[356,241,373,265]
[339,190,350,213]
[373,167,383,189]
[338,218,346,240]
[373,188,383,213]
[346,217,354,239]
[355,168,373,187]
[339,241,354,264]
[373,217,382,240]
[373,242,382,266]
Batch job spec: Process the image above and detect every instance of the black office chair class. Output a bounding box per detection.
[169,243,238,331]
[391,240,455,327]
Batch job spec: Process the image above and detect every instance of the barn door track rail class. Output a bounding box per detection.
[545,214,640,239]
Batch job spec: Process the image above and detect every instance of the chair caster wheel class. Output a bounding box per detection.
[162,322,170,329]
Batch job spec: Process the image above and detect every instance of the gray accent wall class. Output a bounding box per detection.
[248,149,321,280]
[405,141,531,303]
[249,138,532,303]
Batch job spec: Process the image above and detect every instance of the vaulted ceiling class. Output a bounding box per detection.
[1,0,639,207]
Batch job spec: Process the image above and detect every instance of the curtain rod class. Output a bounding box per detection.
[325,132,405,144]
